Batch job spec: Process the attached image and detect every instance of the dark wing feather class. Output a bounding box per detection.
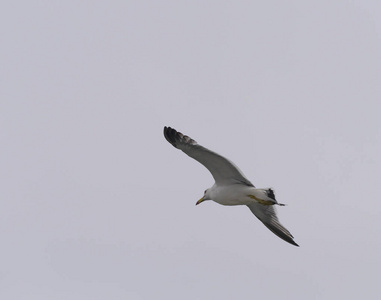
[247,202,299,246]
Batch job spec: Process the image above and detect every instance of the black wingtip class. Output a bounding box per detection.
[285,233,299,247]
[280,235,299,247]
[266,188,276,201]
[262,222,300,247]
[163,126,169,141]
[282,236,299,247]
[163,126,178,148]
[163,126,197,149]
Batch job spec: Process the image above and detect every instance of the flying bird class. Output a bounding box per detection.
[163,126,299,246]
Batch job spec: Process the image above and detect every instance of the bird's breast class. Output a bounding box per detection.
[211,184,255,206]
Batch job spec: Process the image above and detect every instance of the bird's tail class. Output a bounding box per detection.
[266,188,286,206]
[266,188,276,200]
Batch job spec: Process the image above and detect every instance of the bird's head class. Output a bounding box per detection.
[196,189,211,205]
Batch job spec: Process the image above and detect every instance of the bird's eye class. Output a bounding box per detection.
[204,190,207,194]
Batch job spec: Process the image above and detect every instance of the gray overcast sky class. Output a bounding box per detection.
[1,1,381,299]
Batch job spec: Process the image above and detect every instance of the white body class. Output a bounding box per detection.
[208,184,276,206]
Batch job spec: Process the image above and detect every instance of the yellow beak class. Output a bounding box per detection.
[196,196,205,205]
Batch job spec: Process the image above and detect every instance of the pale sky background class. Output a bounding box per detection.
[1,1,381,299]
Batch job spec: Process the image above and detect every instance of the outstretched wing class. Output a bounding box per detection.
[247,202,299,246]
[164,126,254,186]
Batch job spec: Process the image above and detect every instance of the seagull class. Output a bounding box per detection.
[163,126,299,246]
